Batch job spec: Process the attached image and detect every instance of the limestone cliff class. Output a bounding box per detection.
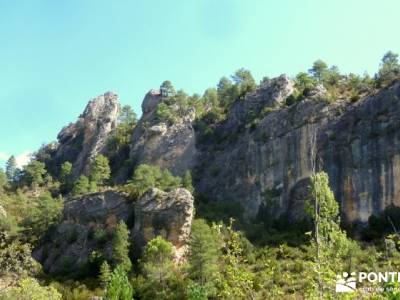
[33,188,194,274]
[125,90,197,178]
[121,76,400,224]
[195,79,400,223]
[39,92,119,177]
[134,188,194,261]
[37,78,400,226]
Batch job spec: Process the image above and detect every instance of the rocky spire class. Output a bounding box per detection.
[54,92,120,176]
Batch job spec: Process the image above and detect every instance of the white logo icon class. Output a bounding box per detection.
[336,272,357,293]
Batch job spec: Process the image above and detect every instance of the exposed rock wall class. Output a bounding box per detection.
[133,188,194,261]
[33,188,194,274]
[126,90,197,177]
[37,78,400,228]
[321,82,400,222]
[196,80,400,223]
[40,92,120,177]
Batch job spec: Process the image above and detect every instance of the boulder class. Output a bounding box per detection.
[33,190,133,274]
[133,188,194,261]
[33,188,194,273]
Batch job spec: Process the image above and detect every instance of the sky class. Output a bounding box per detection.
[1,0,400,167]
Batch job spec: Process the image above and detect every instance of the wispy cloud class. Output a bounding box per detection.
[0,151,32,168]
[0,152,8,162]
[15,151,32,168]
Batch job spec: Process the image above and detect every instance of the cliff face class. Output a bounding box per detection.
[126,90,197,177]
[126,77,400,224]
[321,82,400,222]
[41,79,400,225]
[33,188,194,274]
[195,80,400,223]
[40,92,120,177]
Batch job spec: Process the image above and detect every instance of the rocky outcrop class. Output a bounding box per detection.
[33,190,133,274]
[125,90,197,177]
[33,188,194,274]
[134,188,194,261]
[196,80,400,224]
[40,92,120,177]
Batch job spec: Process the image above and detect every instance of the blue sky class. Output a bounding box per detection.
[1,0,399,167]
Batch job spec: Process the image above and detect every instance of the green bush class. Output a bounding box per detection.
[124,164,181,198]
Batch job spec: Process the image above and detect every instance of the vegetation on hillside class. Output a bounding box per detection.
[1,52,400,299]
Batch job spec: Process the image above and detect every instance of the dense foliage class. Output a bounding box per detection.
[1,52,400,299]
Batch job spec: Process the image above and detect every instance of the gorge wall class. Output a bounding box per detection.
[42,78,400,224]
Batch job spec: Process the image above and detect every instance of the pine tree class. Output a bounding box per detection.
[104,265,133,300]
[60,161,73,192]
[125,164,181,198]
[111,221,132,272]
[0,168,7,193]
[141,236,174,285]
[118,105,137,126]
[182,170,194,193]
[24,160,47,193]
[89,155,111,187]
[378,51,400,85]
[72,175,90,195]
[5,156,17,183]
[188,219,220,287]
[99,261,112,288]
[160,80,176,98]
[308,60,328,82]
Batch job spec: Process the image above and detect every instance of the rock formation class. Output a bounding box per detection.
[39,92,120,177]
[33,188,194,274]
[125,90,197,178]
[36,77,400,234]
[196,80,400,224]
[133,188,194,261]
[33,190,133,274]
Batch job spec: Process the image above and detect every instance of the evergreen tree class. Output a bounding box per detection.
[188,219,220,287]
[23,160,47,193]
[323,65,341,86]
[99,261,112,288]
[118,105,137,126]
[5,156,17,184]
[295,72,317,92]
[156,102,176,123]
[125,164,181,198]
[1,277,62,300]
[217,76,233,107]
[89,155,111,187]
[378,51,400,85]
[160,80,176,98]
[111,221,132,272]
[231,68,256,99]
[182,170,194,193]
[60,161,72,184]
[0,168,7,193]
[157,169,181,192]
[308,59,328,82]
[72,175,90,195]
[202,88,219,108]
[104,265,134,300]
[141,236,174,285]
